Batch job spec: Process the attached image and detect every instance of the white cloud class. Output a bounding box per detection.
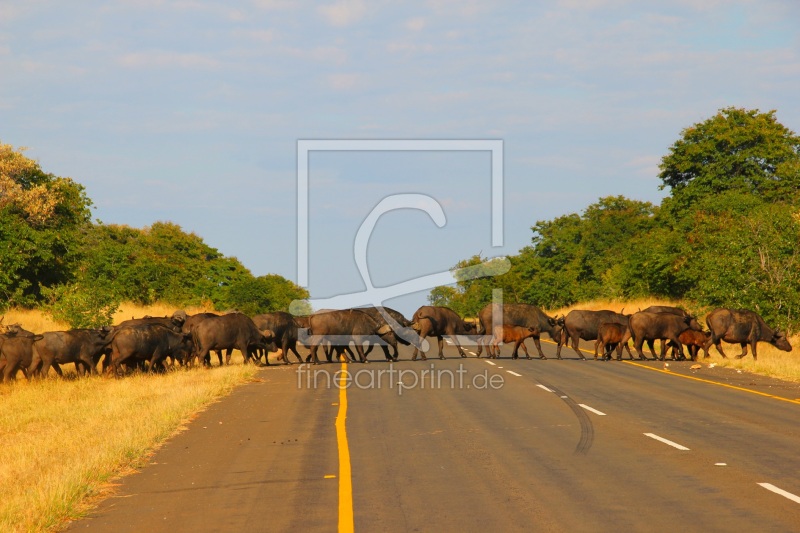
[624,155,661,179]
[318,0,367,27]
[405,17,427,32]
[251,0,297,10]
[235,29,277,43]
[117,51,220,69]
[328,73,362,90]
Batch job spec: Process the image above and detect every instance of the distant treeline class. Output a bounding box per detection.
[0,143,309,327]
[430,107,800,333]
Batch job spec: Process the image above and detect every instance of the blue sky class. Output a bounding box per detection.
[2,1,799,316]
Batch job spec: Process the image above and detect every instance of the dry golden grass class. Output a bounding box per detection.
[547,297,696,317]
[0,303,258,532]
[1,302,216,334]
[1,308,69,333]
[112,302,215,325]
[698,340,800,383]
[0,362,257,532]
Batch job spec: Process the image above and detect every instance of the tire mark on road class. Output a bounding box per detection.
[537,380,594,455]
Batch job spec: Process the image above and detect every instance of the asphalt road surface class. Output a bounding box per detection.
[67,338,800,532]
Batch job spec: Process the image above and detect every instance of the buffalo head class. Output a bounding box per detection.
[771,330,793,352]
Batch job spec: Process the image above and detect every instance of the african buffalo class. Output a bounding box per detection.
[174,311,231,366]
[704,308,792,360]
[669,329,711,361]
[0,327,43,382]
[358,306,415,362]
[410,306,477,360]
[640,306,702,359]
[107,323,193,374]
[594,323,632,361]
[29,328,112,377]
[475,303,563,359]
[252,311,303,364]
[629,311,703,361]
[489,324,540,359]
[191,313,274,366]
[559,310,630,360]
[306,309,393,364]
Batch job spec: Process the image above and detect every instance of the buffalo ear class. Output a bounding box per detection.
[547,317,556,326]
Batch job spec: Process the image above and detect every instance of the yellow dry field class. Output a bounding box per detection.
[549,299,800,382]
[0,304,258,532]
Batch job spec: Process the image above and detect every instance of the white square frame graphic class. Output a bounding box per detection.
[296,139,504,288]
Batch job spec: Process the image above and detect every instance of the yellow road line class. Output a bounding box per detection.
[622,360,800,405]
[542,338,800,405]
[336,363,355,532]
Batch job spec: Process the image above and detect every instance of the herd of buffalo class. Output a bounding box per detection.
[0,303,793,382]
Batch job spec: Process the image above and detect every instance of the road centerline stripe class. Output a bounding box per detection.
[644,433,690,450]
[506,370,522,377]
[579,404,607,416]
[536,384,554,393]
[485,361,496,366]
[758,483,800,504]
[336,363,354,532]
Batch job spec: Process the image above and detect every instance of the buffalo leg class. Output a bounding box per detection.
[411,323,431,361]
[569,335,586,360]
[531,335,547,359]
[736,342,749,359]
[453,337,468,358]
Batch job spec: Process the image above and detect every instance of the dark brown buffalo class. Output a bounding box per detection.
[475,303,563,359]
[252,312,303,364]
[410,306,477,360]
[175,312,229,366]
[117,314,185,331]
[191,313,274,366]
[358,306,414,362]
[640,306,702,359]
[489,324,540,359]
[0,327,44,382]
[704,308,792,360]
[108,323,193,374]
[629,311,703,361]
[594,323,632,361]
[559,310,630,360]
[29,328,112,377]
[306,309,393,364]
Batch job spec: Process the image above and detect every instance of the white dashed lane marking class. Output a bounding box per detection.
[536,384,554,393]
[644,433,690,451]
[506,371,522,377]
[485,361,497,366]
[579,404,607,416]
[758,483,800,504]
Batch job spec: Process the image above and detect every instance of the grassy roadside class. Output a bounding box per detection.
[0,362,258,532]
[0,303,256,532]
[549,298,800,383]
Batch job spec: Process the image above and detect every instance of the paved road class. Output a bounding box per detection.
[67,339,800,532]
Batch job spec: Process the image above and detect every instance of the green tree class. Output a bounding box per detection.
[0,143,92,308]
[224,274,310,315]
[659,107,800,217]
